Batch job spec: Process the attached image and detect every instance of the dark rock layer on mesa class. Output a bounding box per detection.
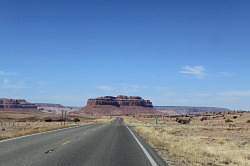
[87,95,153,107]
[0,98,38,111]
[78,96,157,115]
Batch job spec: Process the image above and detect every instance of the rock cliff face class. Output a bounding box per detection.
[79,96,156,115]
[87,95,153,107]
[0,98,37,111]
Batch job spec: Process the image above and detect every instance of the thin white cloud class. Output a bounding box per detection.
[96,85,114,91]
[119,84,141,93]
[0,78,27,89]
[217,72,235,78]
[96,84,147,94]
[36,81,52,86]
[0,70,17,76]
[219,90,250,97]
[180,65,206,78]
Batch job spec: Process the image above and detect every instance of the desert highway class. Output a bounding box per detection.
[0,118,166,166]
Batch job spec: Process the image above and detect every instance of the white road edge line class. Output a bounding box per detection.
[126,126,158,166]
[0,125,84,143]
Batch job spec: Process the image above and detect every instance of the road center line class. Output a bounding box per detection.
[62,140,71,145]
[126,126,158,166]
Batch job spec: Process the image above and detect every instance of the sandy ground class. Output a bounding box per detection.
[0,111,113,140]
[125,112,250,166]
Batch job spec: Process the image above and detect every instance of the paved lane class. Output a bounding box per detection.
[0,119,166,166]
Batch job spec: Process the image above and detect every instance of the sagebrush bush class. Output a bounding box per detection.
[176,118,191,124]
[200,117,208,121]
[73,118,80,122]
[44,118,53,122]
[225,119,233,123]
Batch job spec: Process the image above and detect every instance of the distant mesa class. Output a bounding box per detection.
[0,97,233,116]
[87,95,153,107]
[0,98,80,113]
[35,103,81,113]
[154,106,232,115]
[0,98,37,111]
[35,103,65,108]
[79,95,156,115]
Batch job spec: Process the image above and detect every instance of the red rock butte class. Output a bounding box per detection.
[0,98,38,111]
[79,95,157,115]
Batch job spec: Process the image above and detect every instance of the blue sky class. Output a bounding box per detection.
[0,0,250,109]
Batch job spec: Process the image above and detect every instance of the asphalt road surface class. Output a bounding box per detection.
[0,118,166,166]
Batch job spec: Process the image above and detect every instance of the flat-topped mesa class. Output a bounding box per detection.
[79,95,157,115]
[87,95,153,107]
[0,98,37,111]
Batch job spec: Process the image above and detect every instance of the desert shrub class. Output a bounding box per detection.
[233,116,238,119]
[73,118,80,122]
[200,117,208,121]
[246,120,250,123]
[225,119,233,123]
[176,118,191,124]
[44,118,53,122]
[229,124,236,128]
[223,161,231,165]
[17,119,26,122]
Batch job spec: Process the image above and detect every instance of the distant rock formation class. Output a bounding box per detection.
[154,106,231,115]
[0,98,37,111]
[79,96,156,115]
[87,95,153,107]
[35,103,65,108]
[35,103,81,113]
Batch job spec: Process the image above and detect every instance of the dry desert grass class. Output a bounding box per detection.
[0,111,113,140]
[0,121,77,140]
[125,112,250,166]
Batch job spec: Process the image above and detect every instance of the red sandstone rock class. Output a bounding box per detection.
[87,96,153,107]
[0,98,37,111]
[79,96,157,115]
